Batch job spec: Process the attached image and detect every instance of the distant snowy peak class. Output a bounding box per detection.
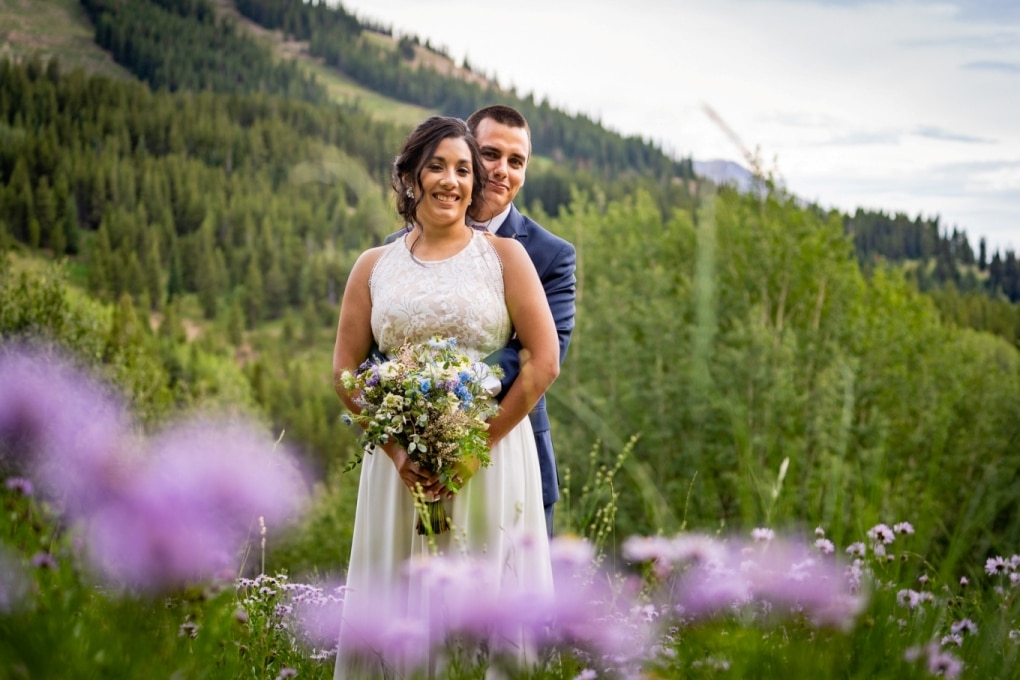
[692,159,755,192]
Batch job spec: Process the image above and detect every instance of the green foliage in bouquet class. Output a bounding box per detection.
[338,337,502,533]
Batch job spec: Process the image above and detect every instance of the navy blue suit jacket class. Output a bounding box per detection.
[384,206,576,508]
[489,205,576,507]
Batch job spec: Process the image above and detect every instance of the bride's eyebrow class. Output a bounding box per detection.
[427,154,473,166]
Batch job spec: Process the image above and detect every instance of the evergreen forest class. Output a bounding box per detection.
[1,0,1019,677]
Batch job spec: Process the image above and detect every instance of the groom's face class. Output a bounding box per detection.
[474,118,530,218]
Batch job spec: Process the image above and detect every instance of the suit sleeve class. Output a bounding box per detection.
[490,240,577,399]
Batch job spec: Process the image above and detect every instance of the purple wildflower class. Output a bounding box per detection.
[867,524,895,545]
[751,527,775,543]
[896,589,922,609]
[959,576,969,587]
[927,648,963,678]
[846,542,866,558]
[286,580,345,652]
[950,619,977,635]
[814,538,835,555]
[941,633,963,647]
[275,668,298,680]
[85,417,307,591]
[333,577,432,672]
[672,536,864,629]
[30,551,58,570]
[0,347,128,514]
[4,477,33,496]
[905,642,964,679]
[622,534,683,578]
[893,522,915,535]
[845,559,865,594]
[549,534,596,569]
[669,533,727,566]
[986,556,1009,576]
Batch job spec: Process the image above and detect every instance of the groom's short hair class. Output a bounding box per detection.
[467,105,532,157]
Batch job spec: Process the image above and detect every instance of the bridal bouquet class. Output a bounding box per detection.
[339,336,502,534]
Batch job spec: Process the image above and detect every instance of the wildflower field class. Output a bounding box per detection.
[1,344,1018,680]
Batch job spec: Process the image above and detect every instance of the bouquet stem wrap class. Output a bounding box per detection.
[417,499,449,535]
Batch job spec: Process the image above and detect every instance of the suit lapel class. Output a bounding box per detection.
[496,205,526,241]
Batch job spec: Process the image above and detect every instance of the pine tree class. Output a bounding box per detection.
[7,158,33,242]
[61,193,79,254]
[144,236,165,311]
[89,225,114,298]
[159,299,187,344]
[167,239,185,301]
[34,176,56,250]
[301,296,319,346]
[227,296,245,346]
[49,212,67,256]
[243,255,264,328]
[27,218,41,249]
[124,251,146,304]
[264,253,287,319]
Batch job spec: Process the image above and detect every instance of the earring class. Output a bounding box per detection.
[468,199,472,206]
[406,187,414,199]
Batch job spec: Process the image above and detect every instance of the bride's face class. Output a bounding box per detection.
[415,137,474,229]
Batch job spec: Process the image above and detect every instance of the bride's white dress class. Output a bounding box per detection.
[334,230,553,678]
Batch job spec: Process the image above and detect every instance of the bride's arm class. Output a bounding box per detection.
[485,237,560,446]
[332,248,440,493]
[332,249,378,410]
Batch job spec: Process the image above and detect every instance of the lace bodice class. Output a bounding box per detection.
[370,230,511,360]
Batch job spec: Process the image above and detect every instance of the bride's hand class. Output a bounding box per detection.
[389,448,443,498]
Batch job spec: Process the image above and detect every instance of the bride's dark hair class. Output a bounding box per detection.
[392,116,486,228]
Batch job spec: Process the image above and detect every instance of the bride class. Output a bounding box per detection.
[331,116,559,677]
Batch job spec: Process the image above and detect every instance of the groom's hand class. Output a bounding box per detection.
[450,456,482,491]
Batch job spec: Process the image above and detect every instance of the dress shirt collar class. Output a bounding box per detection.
[470,204,512,235]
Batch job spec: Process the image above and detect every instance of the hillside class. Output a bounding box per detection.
[0,0,131,80]
[207,0,435,128]
[0,0,433,128]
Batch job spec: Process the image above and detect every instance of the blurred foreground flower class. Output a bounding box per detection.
[625,531,867,630]
[0,346,128,513]
[291,534,652,675]
[86,417,308,590]
[1,346,308,592]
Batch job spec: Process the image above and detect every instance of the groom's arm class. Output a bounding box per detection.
[488,241,576,399]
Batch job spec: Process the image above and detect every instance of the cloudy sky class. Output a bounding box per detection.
[337,0,1019,254]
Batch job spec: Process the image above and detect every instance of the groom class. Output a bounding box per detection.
[466,105,576,537]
